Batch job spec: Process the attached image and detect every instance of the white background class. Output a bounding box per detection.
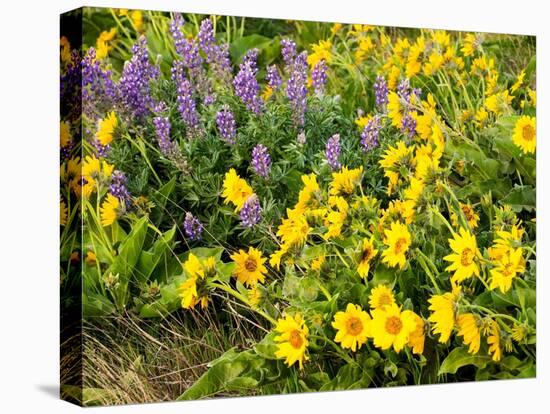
[0,0,548,412]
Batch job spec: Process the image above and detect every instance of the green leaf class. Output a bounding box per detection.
[136,226,176,284]
[82,293,115,317]
[500,185,536,212]
[438,347,491,375]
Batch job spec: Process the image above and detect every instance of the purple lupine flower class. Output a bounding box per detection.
[92,141,111,158]
[117,36,159,118]
[153,116,175,156]
[281,38,297,67]
[242,48,260,72]
[197,18,232,83]
[311,60,328,94]
[109,170,132,206]
[172,61,201,137]
[216,106,237,144]
[239,195,262,228]
[374,75,389,108]
[61,51,83,122]
[401,112,417,139]
[286,51,309,127]
[397,78,411,101]
[184,212,204,241]
[251,144,271,178]
[233,59,263,114]
[266,65,282,90]
[80,48,116,119]
[170,13,203,70]
[361,116,382,152]
[203,94,216,106]
[325,134,342,171]
[153,116,189,172]
[153,100,168,114]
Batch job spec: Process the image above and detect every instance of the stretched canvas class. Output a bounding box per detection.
[60,6,536,406]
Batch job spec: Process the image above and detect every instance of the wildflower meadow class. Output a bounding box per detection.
[60,7,536,406]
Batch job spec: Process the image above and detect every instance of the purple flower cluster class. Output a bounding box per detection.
[239,195,262,228]
[396,78,419,138]
[401,112,417,139]
[153,116,189,172]
[109,170,132,206]
[281,38,297,67]
[117,36,159,118]
[311,60,328,94]
[61,51,83,121]
[153,116,176,156]
[251,144,271,178]
[233,55,263,114]
[286,51,309,127]
[325,134,342,171]
[266,65,282,90]
[198,19,232,83]
[360,116,382,152]
[184,212,204,241]
[172,61,201,137]
[81,48,116,119]
[373,75,388,108]
[242,49,259,72]
[216,106,237,144]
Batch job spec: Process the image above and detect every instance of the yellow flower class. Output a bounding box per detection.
[307,39,332,67]
[450,202,480,230]
[357,237,378,278]
[248,285,262,307]
[527,88,537,107]
[510,69,525,93]
[457,313,481,354]
[487,320,502,361]
[330,23,343,35]
[178,254,213,309]
[512,115,536,154]
[261,85,273,101]
[407,312,425,354]
[369,285,395,310]
[295,174,320,212]
[371,303,417,353]
[379,141,415,194]
[269,245,288,270]
[100,194,120,227]
[230,247,267,287]
[95,28,117,60]
[82,155,114,198]
[484,90,512,115]
[277,208,310,247]
[96,111,118,146]
[328,166,363,197]
[387,91,403,127]
[60,197,68,226]
[323,196,349,240]
[332,303,372,352]
[60,121,72,148]
[443,227,480,283]
[274,313,309,369]
[428,290,458,343]
[461,33,481,57]
[60,36,72,64]
[130,10,143,31]
[490,247,525,293]
[381,221,411,269]
[511,324,527,343]
[355,37,374,63]
[311,255,326,272]
[355,115,372,130]
[221,168,253,211]
[85,251,97,265]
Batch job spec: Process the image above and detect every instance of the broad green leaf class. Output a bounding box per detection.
[501,185,535,212]
[438,347,491,375]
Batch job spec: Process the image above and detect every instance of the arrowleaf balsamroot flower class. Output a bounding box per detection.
[428,290,458,343]
[487,319,502,361]
[457,313,481,354]
[369,285,395,310]
[407,312,426,355]
[381,221,411,269]
[178,254,216,310]
[231,247,267,287]
[329,166,363,197]
[274,313,309,369]
[357,237,378,279]
[489,247,525,293]
[332,303,372,352]
[100,193,120,227]
[222,168,253,211]
[443,227,481,283]
[96,111,118,146]
[512,115,536,154]
[371,303,417,353]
